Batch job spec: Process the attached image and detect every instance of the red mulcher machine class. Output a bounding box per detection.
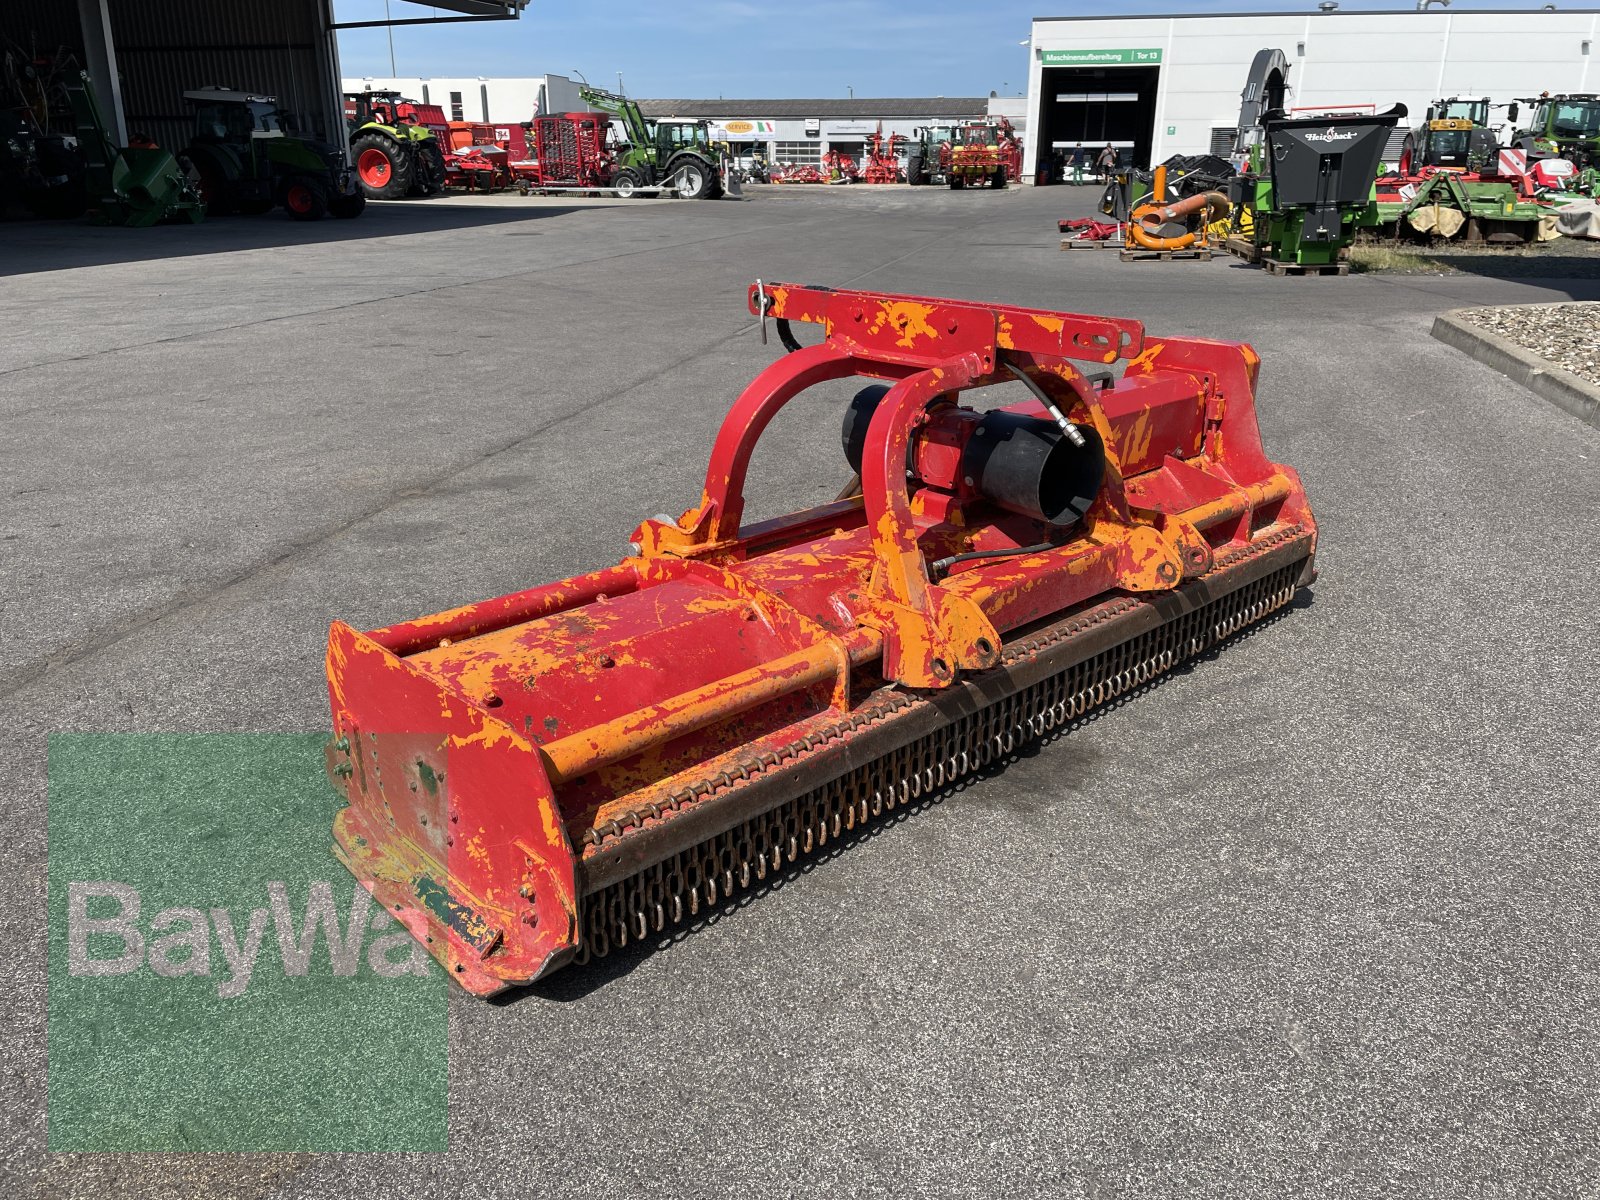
[325,284,1317,996]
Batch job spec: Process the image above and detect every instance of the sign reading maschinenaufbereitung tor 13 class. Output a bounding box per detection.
[1039,49,1163,66]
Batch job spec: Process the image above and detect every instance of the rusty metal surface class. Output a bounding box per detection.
[323,283,1318,995]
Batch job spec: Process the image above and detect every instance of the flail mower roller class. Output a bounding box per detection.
[325,283,1318,996]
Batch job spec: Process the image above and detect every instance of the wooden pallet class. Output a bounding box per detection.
[1118,247,1214,262]
[1059,237,1116,250]
[1262,257,1350,277]
[1224,236,1262,263]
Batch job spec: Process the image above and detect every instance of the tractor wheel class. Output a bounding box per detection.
[990,167,1007,189]
[672,157,716,199]
[611,167,645,198]
[906,154,926,185]
[949,176,965,190]
[282,176,329,220]
[195,169,235,216]
[328,190,367,219]
[352,133,412,199]
[413,142,447,195]
[707,175,725,200]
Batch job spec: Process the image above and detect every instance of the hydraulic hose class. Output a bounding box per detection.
[930,542,1056,580]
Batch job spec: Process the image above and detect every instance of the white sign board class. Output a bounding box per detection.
[1497,147,1528,177]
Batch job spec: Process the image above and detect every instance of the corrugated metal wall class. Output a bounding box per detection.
[2,1,83,56]
[4,1,341,150]
[107,0,336,151]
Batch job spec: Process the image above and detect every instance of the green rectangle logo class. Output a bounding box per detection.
[47,733,448,1152]
[1041,48,1163,66]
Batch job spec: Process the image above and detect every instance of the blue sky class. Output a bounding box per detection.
[333,1,1577,98]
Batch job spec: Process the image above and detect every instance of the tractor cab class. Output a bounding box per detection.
[652,119,714,159]
[186,89,290,145]
[346,90,407,129]
[1516,94,1600,168]
[1535,96,1600,140]
[1421,98,1492,169]
[1399,96,1505,175]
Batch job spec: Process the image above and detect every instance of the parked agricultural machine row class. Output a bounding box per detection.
[515,86,721,197]
[1065,51,1598,273]
[771,118,1023,188]
[3,42,362,225]
[1373,94,1598,242]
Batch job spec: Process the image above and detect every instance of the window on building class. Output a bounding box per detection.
[449,90,464,121]
[1209,127,1234,156]
[774,140,820,165]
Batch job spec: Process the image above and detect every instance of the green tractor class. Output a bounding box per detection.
[1514,93,1600,171]
[906,125,954,186]
[183,88,364,220]
[344,90,446,200]
[578,85,724,199]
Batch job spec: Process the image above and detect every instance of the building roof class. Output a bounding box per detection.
[637,97,989,119]
[1032,7,1599,18]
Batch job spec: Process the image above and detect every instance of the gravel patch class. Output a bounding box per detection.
[1454,302,1600,387]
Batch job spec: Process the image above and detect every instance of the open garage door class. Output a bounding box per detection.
[1040,65,1160,168]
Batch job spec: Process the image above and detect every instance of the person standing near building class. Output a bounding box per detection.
[1096,143,1117,183]
[1070,142,1085,185]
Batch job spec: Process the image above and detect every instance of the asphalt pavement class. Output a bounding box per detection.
[3,183,1597,1198]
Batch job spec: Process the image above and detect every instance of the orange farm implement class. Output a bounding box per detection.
[524,111,615,190]
[325,283,1318,996]
[1059,217,1122,248]
[862,124,906,183]
[772,163,827,184]
[1125,163,1229,257]
[822,149,860,182]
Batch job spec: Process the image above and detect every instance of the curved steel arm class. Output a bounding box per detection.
[859,356,984,610]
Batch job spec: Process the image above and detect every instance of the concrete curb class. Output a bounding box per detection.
[1431,305,1600,431]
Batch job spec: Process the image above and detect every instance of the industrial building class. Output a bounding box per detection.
[2,0,527,151]
[1025,7,1600,180]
